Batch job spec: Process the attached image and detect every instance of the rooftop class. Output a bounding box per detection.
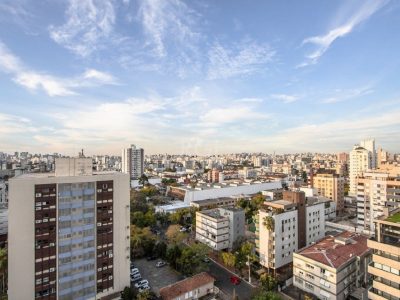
[297,231,370,269]
[386,212,400,223]
[159,272,215,300]
[198,209,227,220]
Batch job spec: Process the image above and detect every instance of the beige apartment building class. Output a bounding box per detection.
[349,146,371,197]
[313,173,344,213]
[367,207,400,300]
[293,231,371,300]
[356,171,400,233]
[8,158,131,300]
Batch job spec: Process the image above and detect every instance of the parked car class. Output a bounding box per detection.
[179,227,187,232]
[138,285,150,293]
[130,275,142,282]
[146,255,157,261]
[131,268,139,275]
[230,276,241,285]
[135,279,149,289]
[203,256,210,263]
[156,261,166,268]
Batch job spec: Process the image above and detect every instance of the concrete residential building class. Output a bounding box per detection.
[195,207,245,250]
[293,231,371,300]
[349,146,371,197]
[256,191,325,273]
[360,138,377,169]
[356,171,400,233]
[8,158,130,300]
[313,173,344,214]
[159,272,215,300]
[122,144,144,180]
[367,207,400,300]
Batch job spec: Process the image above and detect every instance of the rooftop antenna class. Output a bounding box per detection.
[79,149,85,158]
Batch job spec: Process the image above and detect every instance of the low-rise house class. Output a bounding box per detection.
[293,231,371,300]
[159,272,215,300]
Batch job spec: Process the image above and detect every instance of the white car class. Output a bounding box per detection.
[138,285,150,293]
[131,268,139,275]
[135,279,149,289]
[156,261,166,268]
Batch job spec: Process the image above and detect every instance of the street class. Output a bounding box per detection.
[207,259,256,300]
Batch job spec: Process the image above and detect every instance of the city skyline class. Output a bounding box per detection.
[1,0,400,155]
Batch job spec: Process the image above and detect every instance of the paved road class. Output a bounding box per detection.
[207,260,256,300]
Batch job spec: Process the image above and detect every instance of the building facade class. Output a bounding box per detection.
[349,146,371,197]
[122,144,144,180]
[195,207,245,250]
[367,207,400,300]
[256,191,325,273]
[293,231,371,300]
[356,171,400,233]
[8,158,130,300]
[313,173,344,214]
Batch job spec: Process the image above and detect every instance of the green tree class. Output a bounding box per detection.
[0,248,7,294]
[138,174,149,186]
[252,290,281,300]
[166,244,182,270]
[136,290,153,300]
[121,286,135,300]
[154,241,167,259]
[263,216,275,231]
[130,226,155,258]
[221,252,236,268]
[260,273,277,291]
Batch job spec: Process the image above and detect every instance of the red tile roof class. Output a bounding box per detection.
[159,272,215,300]
[297,231,370,269]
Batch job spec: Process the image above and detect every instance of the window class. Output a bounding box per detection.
[305,282,314,291]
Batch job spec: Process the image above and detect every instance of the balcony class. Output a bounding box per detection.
[369,287,400,300]
[372,278,400,298]
[368,262,400,283]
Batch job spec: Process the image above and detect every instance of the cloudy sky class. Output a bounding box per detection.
[0,0,399,155]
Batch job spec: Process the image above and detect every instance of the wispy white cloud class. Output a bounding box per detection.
[200,106,269,126]
[322,86,374,104]
[0,41,116,96]
[49,0,115,57]
[270,94,300,103]
[207,40,275,80]
[300,0,388,67]
[137,0,200,58]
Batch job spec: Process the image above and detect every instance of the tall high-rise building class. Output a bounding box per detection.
[360,138,377,169]
[349,146,371,196]
[367,207,400,300]
[8,158,130,300]
[313,172,344,214]
[122,144,144,180]
[356,171,400,233]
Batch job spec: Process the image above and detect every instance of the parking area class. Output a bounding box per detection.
[133,258,183,296]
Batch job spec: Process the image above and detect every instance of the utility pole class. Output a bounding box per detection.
[247,254,251,284]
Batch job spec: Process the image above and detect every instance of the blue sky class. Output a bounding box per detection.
[0,0,400,155]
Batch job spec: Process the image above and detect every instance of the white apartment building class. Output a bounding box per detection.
[349,146,371,197]
[356,171,400,233]
[293,232,371,300]
[8,158,130,300]
[360,138,377,169]
[122,144,144,180]
[257,201,298,270]
[256,191,325,272]
[195,207,245,250]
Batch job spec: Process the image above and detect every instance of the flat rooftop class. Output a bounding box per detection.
[386,212,400,223]
[198,209,227,220]
[297,231,369,269]
[13,171,122,179]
